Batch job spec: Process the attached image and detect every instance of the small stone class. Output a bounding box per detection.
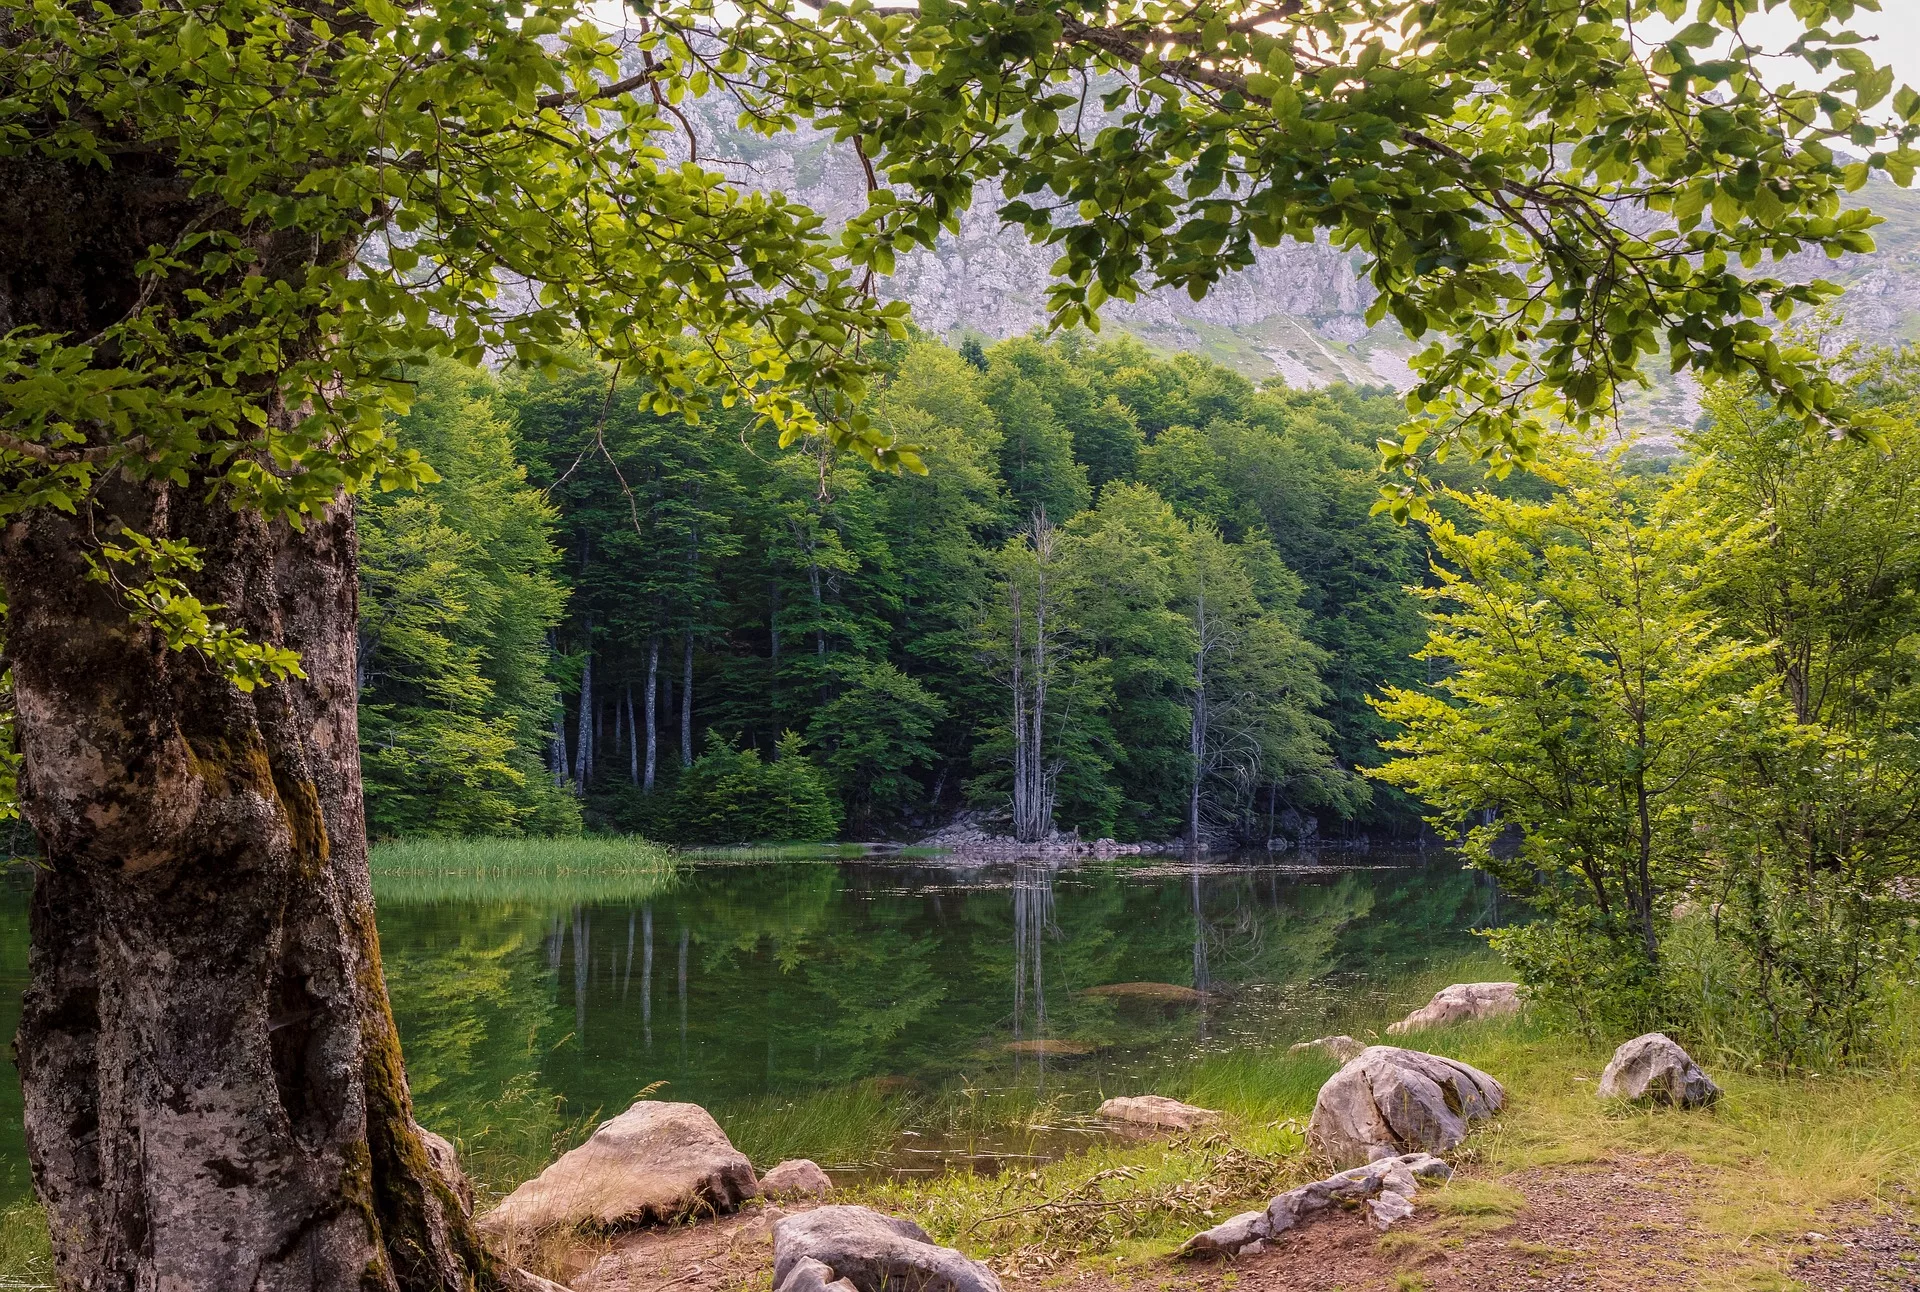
[1003,1037,1096,1056]
[1598,1033,1720,1108]
[1289,1035,1367,1063]
[1095,1094,1222,1131]
[1386,983,1522,1034]
[760,1159,833,1199]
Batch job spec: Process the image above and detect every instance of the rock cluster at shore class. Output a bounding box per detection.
[914,812,1186,856]
[1180,1152,1454,1256]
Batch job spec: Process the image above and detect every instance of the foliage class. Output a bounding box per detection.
[494,333,1415,842]
[1678,346,1920,1064]
[1372,453,1772,1035]
[653,731,842,844]
[1375,382,1920,1062]
[359,361,578,837]
[807,663,946,835]
[700,0,1918,499]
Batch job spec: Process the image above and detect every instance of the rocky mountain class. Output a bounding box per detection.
[696,104,1920,427]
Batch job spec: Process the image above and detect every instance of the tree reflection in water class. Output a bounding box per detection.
[1010,862,1060,1079]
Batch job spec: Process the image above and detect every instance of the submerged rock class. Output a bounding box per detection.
[1288,1035,1367,1064]
[1095,1094,1222,1131]
[1180,1153,1452,1255]
[1599,1033,1720,1108]
[479,1100,758,1236]
[1386,983,1522,1034]
[773,1205,1001,1292]
[760,1159,834,1199]
[1078,982,1206,1005]
[1002,1038,1096,1056]
[1307,1046,1504,1166]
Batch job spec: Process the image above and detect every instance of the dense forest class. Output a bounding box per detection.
[357,333,1457,845]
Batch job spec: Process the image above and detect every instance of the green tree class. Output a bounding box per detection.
[808,663,947,835]
[359,362,577,837]
[1680,348,1920,1061]
[1371,455,1768,1033]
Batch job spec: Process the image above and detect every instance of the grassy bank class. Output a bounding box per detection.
[368,835,677,905]
[841,998,1920,1287]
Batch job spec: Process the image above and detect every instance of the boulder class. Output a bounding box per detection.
[761,1159,834,1199]
[1598,1033,1720,1109]
[1386,983,1522,1034]
[418,1127,474,1217]
[1288,1035,1366,1064]
[1095,1094,1221,1132]
[1307,1046,1504,1166]
[1180,1153,1451,1256]
[479,1100,758,1236]
[773,1206,1001,1292]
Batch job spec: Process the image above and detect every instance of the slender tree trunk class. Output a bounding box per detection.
[575,619,594,790]
[626,684,639,785]
[4,489,520,1292]
[680,629,694,769]
[644,635,659,791]
[1190,586,1207,852]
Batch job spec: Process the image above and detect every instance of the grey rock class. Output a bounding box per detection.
[1386,983,1522,1034]
[418,1126,474,1217]
[1180,1153,1451,1256]
[1599,1033,1721,1109]
[1289,1035,1367,1063]
[1307,1046,1504,1166]
[760,1158,834,1199]
[479,1100,758,1236]
[773,1205,1001,1292]
[1095,1095,1221,1131]
[774,1256,860,1292]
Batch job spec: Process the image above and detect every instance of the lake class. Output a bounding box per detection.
[0,849,1502,1209]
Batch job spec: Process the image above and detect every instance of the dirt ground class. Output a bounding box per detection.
[565,1158,1920,1292]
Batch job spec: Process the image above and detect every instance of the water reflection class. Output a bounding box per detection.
[0,851,1500,1208]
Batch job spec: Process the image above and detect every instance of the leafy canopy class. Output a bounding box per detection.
[672,0,1916,499]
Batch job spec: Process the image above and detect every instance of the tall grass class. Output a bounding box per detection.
[369,836,677,905]
[0,1199,50,1292]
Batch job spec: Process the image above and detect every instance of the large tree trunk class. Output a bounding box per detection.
[4,484,525,1292]
[0,155,523,1292]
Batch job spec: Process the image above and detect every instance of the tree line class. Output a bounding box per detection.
[357,333,1450,845]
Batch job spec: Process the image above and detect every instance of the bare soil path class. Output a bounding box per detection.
[560,1159,1920,1292]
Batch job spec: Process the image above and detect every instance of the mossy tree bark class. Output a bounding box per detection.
[1,151,523,1292]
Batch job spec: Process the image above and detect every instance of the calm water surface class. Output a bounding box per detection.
[0,851,1501,1206]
